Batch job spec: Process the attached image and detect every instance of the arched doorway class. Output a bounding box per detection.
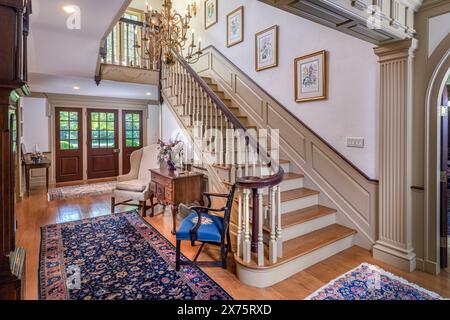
[439,72,450,269]
[424,42,450,272]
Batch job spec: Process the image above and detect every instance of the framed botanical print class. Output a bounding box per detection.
[204,0,218,29]
[294,50,327,102]
[227,6,244,47]
[255,25,279,71]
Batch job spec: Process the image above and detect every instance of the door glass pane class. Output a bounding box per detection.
[59,110,79,150]
[60,112,69,121]
[124,112,141,148]
[91,112,115,148]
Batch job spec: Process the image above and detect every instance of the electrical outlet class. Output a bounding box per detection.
[347,137,365,148]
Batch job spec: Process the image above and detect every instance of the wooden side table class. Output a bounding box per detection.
[150,168,203,234]
[23,158,51,196]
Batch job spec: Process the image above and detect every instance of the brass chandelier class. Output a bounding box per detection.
[135,0,202,65]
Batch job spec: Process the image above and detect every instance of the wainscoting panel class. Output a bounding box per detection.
[235,77,264,118]
[211,54,233,88]
[267,105,306,162]
[311,145,371,226]
[196,47,378,247]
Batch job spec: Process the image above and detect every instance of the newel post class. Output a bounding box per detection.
[373,39,418,272]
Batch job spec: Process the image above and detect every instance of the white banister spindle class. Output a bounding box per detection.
[220,111,224,165]
[237,189,243,258]
[276,185,283,258]
[244,140,249,176]
[243,189,251,263]
[257,189,265,266]
[268,186,277,264]
[215,104,220,165]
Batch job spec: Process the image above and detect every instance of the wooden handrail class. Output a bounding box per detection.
[170,49,284,188]
[200,45,379,183]
[119,17,144,27]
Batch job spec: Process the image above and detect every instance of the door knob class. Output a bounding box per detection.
[113,149,120,153]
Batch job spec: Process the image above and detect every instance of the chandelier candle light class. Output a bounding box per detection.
[137,0,202,65]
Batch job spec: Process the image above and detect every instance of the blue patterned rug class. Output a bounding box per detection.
[306,263,446,300]
[39,210,232,300]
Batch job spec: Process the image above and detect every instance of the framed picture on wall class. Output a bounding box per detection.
[255,25,279,71]
[294,50,327,102]
[204,0,218,29]
[227,6,244,47]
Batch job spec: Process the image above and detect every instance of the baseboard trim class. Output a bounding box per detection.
[372,242,417,272]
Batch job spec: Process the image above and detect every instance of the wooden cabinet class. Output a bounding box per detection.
[0,0,31,300]
[150,168,204,234]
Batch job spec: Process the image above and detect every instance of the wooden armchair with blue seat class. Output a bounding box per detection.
[175,184,236,271]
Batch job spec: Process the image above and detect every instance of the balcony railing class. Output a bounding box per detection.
[101,17,160,71]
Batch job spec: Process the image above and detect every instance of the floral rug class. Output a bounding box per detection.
[39,210,232,300]
[306,263,446,300]
[48,181,116,201]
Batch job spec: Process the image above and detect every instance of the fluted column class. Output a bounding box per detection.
[373,39,418,272]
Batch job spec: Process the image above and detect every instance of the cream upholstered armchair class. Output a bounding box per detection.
[111,144,160,217]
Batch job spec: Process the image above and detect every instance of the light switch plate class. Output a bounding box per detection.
[347,137,365,148]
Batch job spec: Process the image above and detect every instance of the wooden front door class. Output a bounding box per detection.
[55,108,83,182]
[87,109,119,179]
[122,110,143,174]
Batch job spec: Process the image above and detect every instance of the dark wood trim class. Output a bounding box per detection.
[201,45,379,183]
[86,108,119,179]
[55,107,84,183]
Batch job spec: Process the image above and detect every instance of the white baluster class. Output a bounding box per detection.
[257,189,264,266]
[269,187,277,264]
[276,185,283,258]
[237,189,243,258]
[243,189,251,263]
[245,140,249,176]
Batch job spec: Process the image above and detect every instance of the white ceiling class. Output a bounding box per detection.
[28,0,158,100]
[29,73,158,100]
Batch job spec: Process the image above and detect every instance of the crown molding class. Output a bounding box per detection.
[30,92,158,108]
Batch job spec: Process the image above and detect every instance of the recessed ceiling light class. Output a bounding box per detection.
[73,86,80,90]
[63,5,77,14]
[146,92,152,96]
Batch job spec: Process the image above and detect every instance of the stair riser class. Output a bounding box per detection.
[281,195,319,214]
[278,213,336,242]
[235,235,354,288]
[260,162,290,174]
[280,178,303,192]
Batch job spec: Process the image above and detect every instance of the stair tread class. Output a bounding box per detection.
[263,188,319,205]
[236,224,356,269]
[281,205,336,228]
[283,172,304,181]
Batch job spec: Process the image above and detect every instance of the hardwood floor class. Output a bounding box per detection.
[16,184,450,300]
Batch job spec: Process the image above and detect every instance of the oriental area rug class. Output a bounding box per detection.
[306,263,446,300]
[47,181,117,201]
[39,210,232,300]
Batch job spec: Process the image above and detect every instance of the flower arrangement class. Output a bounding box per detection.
[157,136,184,171]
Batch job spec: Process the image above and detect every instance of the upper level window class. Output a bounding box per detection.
[105,8,143,67]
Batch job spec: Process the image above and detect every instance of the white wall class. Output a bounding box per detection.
[21,97,51,153]
[161,102,187,143]
[172,0,379,179]
[129,0,162,11]
[147,103,160,145]
[428,12,450,57]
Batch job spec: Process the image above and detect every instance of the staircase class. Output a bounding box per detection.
[160,50,356,288]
